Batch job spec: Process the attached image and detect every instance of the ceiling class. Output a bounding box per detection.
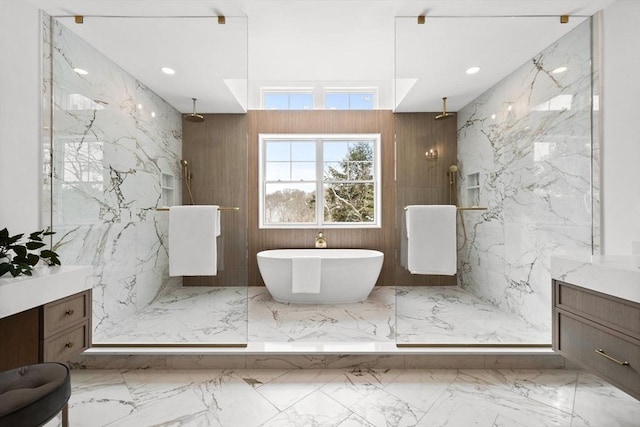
[31,0,614,113]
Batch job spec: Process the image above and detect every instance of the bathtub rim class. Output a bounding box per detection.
[257,248,384,260]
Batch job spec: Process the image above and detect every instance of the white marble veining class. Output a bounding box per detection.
[457,20,596,331]
[44,368,639,427]
[551,254,640,303]
[0,265,92,318]
[44,16,182,332]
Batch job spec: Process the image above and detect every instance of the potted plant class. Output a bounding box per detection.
[0,228,61,277]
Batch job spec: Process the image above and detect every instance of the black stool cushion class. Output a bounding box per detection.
[0,363,70,427]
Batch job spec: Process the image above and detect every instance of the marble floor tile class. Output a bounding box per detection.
[383,369,458,411]
[50,368,639,427]
[571,371,640,427]
[321,370,428,426]
[260,390,353,427]
[253,369,343,411]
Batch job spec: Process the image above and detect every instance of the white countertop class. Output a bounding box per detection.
[0,265,93,319]
[551,254,640,304]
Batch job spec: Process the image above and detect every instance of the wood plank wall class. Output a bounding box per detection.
[180,111,457,287]
[395,113,458,286]
[182,114,248,287]
[247,110,396,286]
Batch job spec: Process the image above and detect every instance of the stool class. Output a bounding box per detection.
[0,363,70,427]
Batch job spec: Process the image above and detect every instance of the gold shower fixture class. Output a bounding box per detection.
[184,98,204,123]
[435,97,455,120]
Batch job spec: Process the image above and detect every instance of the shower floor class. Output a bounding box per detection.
[93,286,550,346]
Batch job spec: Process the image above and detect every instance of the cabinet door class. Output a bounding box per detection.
[557,312,640,400]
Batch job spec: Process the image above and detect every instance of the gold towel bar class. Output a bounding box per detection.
[156,207,239,211]
[403,206,487,211]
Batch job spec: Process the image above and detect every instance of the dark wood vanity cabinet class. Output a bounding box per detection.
[553,280,640,399]
[0,289,92,371]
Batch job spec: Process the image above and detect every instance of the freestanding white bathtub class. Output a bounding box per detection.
[256,249,384,304]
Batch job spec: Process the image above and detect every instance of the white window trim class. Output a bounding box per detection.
[259,133,382,229]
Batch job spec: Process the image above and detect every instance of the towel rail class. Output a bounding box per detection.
[156,207,239,211]
[403,206,487,211]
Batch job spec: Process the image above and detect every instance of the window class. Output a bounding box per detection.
[259,134,381,228]
[260,87,378,110]
[263,90,313,110]
[325,90,376,110]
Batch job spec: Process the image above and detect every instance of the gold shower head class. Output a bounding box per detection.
[184,98,204,123]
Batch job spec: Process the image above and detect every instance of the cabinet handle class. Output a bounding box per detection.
[65,342,74,349]
[65,309,74,316]
[595,349,629,366]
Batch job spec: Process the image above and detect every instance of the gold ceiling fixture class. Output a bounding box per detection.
[560,15,569,24]
[417,15,426,25]
[74,15,83,24]
[217,16,226,25]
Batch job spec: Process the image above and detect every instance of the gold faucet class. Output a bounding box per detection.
[315,232,327,248]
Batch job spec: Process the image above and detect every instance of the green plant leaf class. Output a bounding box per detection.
[0,263,11,277]
[29,230,44,240]
[26,241,46,250]
[26,253,40,266]
[12,246,27,258]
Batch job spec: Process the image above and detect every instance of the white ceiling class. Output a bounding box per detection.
[32,0,614,113]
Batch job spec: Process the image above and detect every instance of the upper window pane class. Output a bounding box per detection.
[263,92,313,110]
[323,141,374,181]
[291,142,315,161]
[291,162,316,181]
[266,141,291,161]
[263,93,289,110]
[289,94,313,110]
[325,92,375,110]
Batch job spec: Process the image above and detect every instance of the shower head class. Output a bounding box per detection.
[184,98,204,123]
[180,159,189,167]
[435,97,456,120]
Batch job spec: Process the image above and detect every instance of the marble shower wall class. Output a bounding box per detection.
[456,20,596,331]
[44,17,183,332]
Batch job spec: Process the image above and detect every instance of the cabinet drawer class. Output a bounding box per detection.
[42,291,89,337]
[556,281,640,339]
[42,320,89,363]
[557,312,640,399]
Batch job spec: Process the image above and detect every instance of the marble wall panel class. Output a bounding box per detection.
[457,20,596,330]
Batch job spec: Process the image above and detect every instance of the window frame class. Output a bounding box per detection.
[258,133,382,229]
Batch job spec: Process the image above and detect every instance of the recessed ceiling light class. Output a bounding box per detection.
[73,68,88,75]
[161,67,175,75]
[466,66,480,75]
[553,66,567,74]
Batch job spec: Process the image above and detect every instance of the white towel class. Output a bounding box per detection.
[169,205,219,276]
[291,257,321,293]
[404,205,457,275]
